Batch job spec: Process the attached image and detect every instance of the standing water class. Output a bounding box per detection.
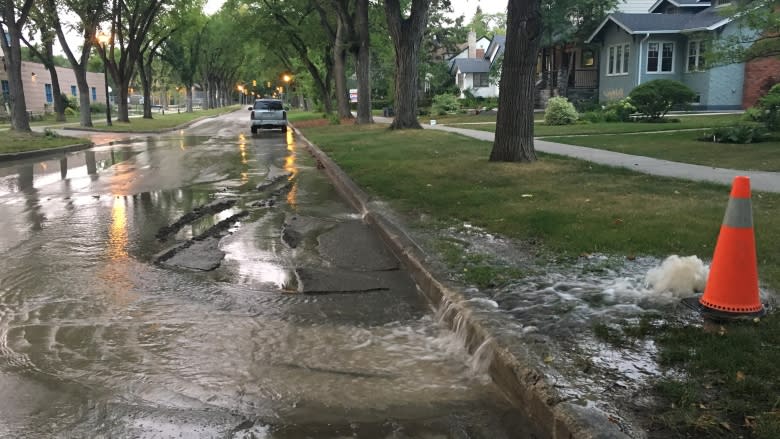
[0,115,523,438]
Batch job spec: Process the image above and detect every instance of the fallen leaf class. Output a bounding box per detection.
[744,416,757,429]
[521,194,533,198]
[543,355,554,363]
[718,326,727,336]
[736,371,745,382]
[699,403,708,409]
[720,421,732,431]
[613,218,624,225]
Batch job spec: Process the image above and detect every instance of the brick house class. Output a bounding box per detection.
[1,59,107,115]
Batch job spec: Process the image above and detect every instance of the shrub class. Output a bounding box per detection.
[603,98,636,122]
[544,96,578,125]
[743,106,763,122]
[702,124,767,144]
[431,93,461,116]
[581,111,605,123]
[628,79,696,120]
[328,113,340,125]
[64,107,77,116]
[60,93,78,111]
[757,83,780,131]
[90,102,107,114]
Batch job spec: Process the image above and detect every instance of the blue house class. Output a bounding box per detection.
[587,0,746,110]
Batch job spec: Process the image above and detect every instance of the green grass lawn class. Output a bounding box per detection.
[0,130,90,154]
[297,123,780,438]
[84,106,240,132]
[444,114,745,136]
[546,130,780,172]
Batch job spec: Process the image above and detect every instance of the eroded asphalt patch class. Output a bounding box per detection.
[153,170,403,296]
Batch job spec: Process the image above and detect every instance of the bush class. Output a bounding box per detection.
[544,96,578,125]
[743,106,763,122]
[90,102,107,114]
[628,79,696,120]
[64,107,77,116]
[757,83,780,131]
[60,93,78,111]
[603,98,637,122]
[431,93,461,116]
[702,123,768,144]
[581,111,606,123]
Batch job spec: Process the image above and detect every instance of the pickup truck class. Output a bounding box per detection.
[249,99,287,133]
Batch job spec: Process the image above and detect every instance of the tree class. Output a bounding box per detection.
[489,0,543,162]
[354,0,372,124]
[1,0,35,132]
[21,1,68,121]
[383,0,432,129]
[711,0,780,63]
[102,0,166,123]
[51,0,107,128]
[160,8,206,112]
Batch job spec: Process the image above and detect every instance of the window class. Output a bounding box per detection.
[581,49,595,67]
[91,87,96,101]
[647,42,674,73]
[473,73,490,87]
[713,0,731,6]
[45,83,53,103]
[607,44,630,75]
[71,85,77,96]
[1,80,8,99]
[687,40,706,72]
[253,100,283,110]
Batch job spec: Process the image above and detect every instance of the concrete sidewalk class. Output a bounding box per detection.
[424,124,780,193]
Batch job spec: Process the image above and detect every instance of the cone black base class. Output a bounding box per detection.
[682,296,767,322]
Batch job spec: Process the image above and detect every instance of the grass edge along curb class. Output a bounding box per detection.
[0,141,94,161]
[293,125,630,439]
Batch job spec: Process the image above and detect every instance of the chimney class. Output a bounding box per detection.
[467,31,476,58]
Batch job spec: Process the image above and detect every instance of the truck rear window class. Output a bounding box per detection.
[254,101,283,110]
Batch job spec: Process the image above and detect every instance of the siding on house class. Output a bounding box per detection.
[0,60,106,114]
[591,11,746,110]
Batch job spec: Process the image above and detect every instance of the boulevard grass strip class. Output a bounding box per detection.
[546,130,780,172]
[299,123,780,287]
[445,114,743,136]
[299,123,780,438]
[85,106,241,132]
[0,130,89,154]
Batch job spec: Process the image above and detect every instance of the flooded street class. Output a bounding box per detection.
[0,112,520,438]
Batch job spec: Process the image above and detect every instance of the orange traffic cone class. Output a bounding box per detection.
[685,176,766,320]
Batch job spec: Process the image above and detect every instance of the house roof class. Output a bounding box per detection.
[486,35,506,61]
[649,0,711,12]
[449,58,491,74]
[586,7,732,43]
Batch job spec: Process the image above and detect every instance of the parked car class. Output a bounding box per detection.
[249,99,287,133]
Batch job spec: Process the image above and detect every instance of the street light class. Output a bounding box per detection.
[281,74,291,105]
[97,30,112,126]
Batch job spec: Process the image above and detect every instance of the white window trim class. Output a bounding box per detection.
[646,41,675,74]
[686,40,706,73]
[606,43,630,76]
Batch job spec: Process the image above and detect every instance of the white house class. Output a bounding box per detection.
[448,31,501,98]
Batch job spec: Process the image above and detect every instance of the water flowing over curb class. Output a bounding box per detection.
[293,126,631,439]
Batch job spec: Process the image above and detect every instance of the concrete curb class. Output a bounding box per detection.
[293,125,631,439]
[0,142,94,162]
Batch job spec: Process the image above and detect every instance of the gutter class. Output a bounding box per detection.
[637,33,651,87]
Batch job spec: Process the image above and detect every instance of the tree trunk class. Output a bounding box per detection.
[384,0,430,130]
[186,87,193,113]
[334,18,352,119]
[1,0,33,132]
[138,57,153,119]
[355,0,372,124]
[557,50,574,98]
[490,0,543,162]
[49,68,66,122]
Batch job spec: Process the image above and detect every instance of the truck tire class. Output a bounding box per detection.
[281,125,287,133]
[251,126,257,134]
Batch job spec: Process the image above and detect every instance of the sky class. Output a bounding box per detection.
[203,0,507,21]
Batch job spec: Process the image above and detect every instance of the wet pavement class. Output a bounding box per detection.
[0,112,523,438]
